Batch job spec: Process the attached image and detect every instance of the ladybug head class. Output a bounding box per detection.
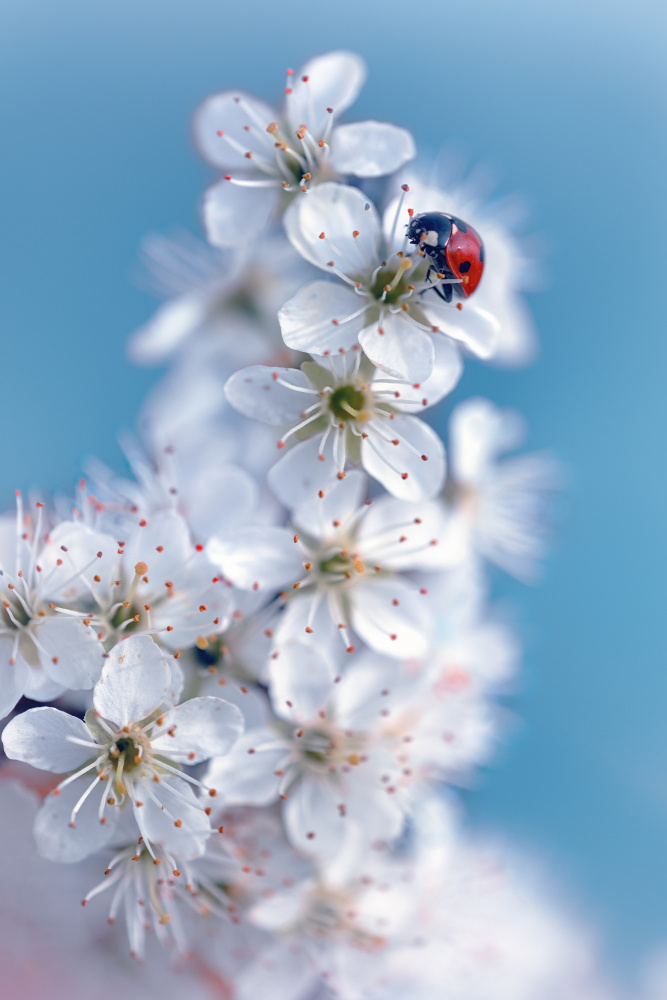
[406,212,453,250]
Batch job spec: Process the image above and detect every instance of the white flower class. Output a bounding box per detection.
[46,507,233,653]
[128,229,310,369]
[0,496,105,719]
[2,634,244,862]
[208,643,409,859]
[194,51,415,247]
[225,348,460,506]
[440,397,561,581]
[207,472,444,659]
[279,182,501,383]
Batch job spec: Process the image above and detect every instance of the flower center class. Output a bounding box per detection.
[318,550,365,579]
[328,385,367,422]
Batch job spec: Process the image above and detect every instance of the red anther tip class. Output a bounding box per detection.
[285,88,292,94]
[302,75,309,82]
[390,634,397,641]
[195,543,203,551]
[318,232,325,239]
[401,473,409,480]
[456,302,463,310]
[277,441,285,449]
[217,130,224,136]
[286,68,294,75]
[15,490,20,497]
[327,107,333,113]
[346,646,354,654]
[224,174,232,181]
[407,208,414,217]
[421,454,428,461]
[401,184,409,191]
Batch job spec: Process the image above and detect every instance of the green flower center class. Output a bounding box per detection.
[328,385,366,422]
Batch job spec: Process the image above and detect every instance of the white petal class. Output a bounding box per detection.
[268,643,335,723]
[350,578,430,658]
[362,413,446,501]
[291,467,368,539]
[2,707,92,772]
[152,697,244,763]
[285,51,367,137]
[283,776,345,857]
[202,176,278,249]
[267,436,338,509]
[137,777,211,859]
[37,617,105,690]
[206,730,283,806]
[34,780,117,862]
[0,639,28,719]
[225,365,317,425]
[357,495,448,569]
[121,509,192,586]
[359,311,434,383]
[193,90,277,169]
[93,635,171,726]
[423,298,500,359]
[329,121,415,178]
[284,182,381,276]
[128,293,207,365]
[387,336,462,412]
[449,397,524,482]
[185,462,259,539]
[278,280,364,355]
[207,527,303,591]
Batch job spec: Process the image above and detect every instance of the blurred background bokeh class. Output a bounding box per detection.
[1,0,665,988]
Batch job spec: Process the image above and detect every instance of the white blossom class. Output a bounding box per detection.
[194,51,415,246]
[279,182,501,382]
[2,634,244,862]
[225,348,459,505]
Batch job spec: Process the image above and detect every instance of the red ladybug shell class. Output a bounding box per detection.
[444,221,485,297]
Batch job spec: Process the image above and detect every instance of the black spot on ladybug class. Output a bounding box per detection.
[458,260,471,273]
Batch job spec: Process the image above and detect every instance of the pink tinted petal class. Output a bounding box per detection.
[202,177,278,248]
[93,635,171,727]
[279,280,364,355]
[359,312,434,383]
[3,707,92,773]
[152,697,244,763]
[284,182,381,276]
[225,365,317,425]
[329,121,416,178]
[193,90,277,169]
[362,413,446,501]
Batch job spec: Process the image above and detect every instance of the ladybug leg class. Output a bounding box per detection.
[430,282,453,304]
[424,264,436,285]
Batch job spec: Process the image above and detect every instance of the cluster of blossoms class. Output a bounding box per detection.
[1,50,618,1000]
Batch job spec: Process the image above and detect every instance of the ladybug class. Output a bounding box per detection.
[406,212,485,303]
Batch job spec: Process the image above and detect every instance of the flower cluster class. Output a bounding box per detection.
[0,50,596,1000]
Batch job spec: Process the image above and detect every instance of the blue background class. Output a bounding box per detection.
[1,0,665,986]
